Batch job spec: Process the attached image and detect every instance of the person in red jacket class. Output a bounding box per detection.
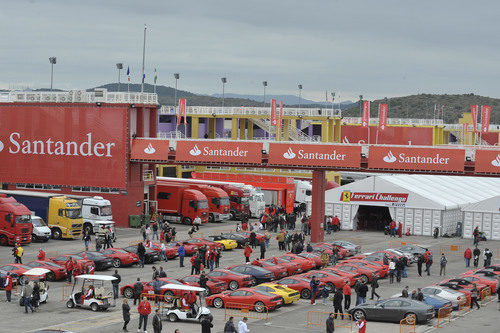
[464,248,472,267]
[4,272,13,302]
[333,216,340,232]
[242,222,248,231]
[37,249,46,261]
[342,283,351,310]
[138,297,152,332]
[398,222,403,238]
[244,245,253,263]
[65,258,74,283]
[389,220,396,237]
[355,315,367,333]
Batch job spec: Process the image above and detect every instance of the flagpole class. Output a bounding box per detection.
[141,24,147,93]
[376,104,380,145]
[154,67,157,94]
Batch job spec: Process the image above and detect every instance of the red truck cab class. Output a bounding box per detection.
[222,185,250,220]
[156,183,209,225]
[0,194,33,245]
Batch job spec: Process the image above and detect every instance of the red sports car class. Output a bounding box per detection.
[206,287,283,312]
[207,269,255,291]
[0,264,32,283]
[179,274,227,295]
[299,271,349,291]
[437,278,488,294]
[297,252,323,269]
[25,260,66,281]
[251,259,288,279]
[100,248,139,267]
[121,277,185,300]
[315,242,349,259]
[459,273,498,293]
[234,231,265,244]
[145,243,179,259]
[277,276,326,299]
[333,264,377,283]
[339,259,388,278]
[279,254,315,272]
[263,257,302,276]
[172,242,198,256]
[178,238,224,251]
[322,267,363,286]
[49,255,95,273]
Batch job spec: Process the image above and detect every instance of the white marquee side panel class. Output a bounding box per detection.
[423,210,433,236]
[325,203,334,217]
[463,212,474,238]
[432,210,442,236]
[413,209,423,236]
[492,214,500,241]
[482,213,492,240]
[404,209,414,236]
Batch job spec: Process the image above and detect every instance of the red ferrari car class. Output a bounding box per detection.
[339,259,388,278]
[279,254,315,272]
[251,259,288,279]
[315,242,349,259]
[178,238,224,251]
[322,267,363,286]
[277,276,326,299]
[333,264,377,283]
[235,231,265,244]
[0,264,31,282]
[206,287,283,312]
[263,257,302,276]
[297,252,323,269]
[179,274,227,295]
[145,243,179,259]
[172,242,198,256]
[459,273,498,293]
[299,270,349,291]
[100,248,139,267]
[437,278,488,293]
[207,269,255,290]
[25,260,66,281]
[49,254,95,273]
[121,277,185,300]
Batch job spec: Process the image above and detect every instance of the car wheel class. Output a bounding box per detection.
[183,217,192,225]
[112,258,121,268]
[229,281,239,290]
[163,291,174,302]
[18,276,28,286]
[32,234,39,242]
[301,288,312,299]
[46,272,56,282]
[209,214,215,223]
[404,312,417,324]
[52,228,62,240]
[123,287,134,299]
[230,211,236,220]
[168,313,178,322]
[0,235,7,246]
[254,301,266,313]
[213,297,224,309]
[353,309,366,321]
[359,274,368,284]
[66,300,75,308]
[326,282,335,291]
[90,303,99,312]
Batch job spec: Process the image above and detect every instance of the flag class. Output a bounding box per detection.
[127,66,130,82]
[270,99,277,126]
[470,105,478,133]
[361,101,370,128]
[378,103,388,131]
[462,123,469,141]
[178,98,186,126]
[481,105,491,134]
[154,68,157,84]
[142,66,145,84]
[279,101,283,128]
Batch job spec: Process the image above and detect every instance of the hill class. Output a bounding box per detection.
[342,94,500,122]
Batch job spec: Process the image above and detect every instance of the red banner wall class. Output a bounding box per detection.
[175,140,263,164]
[0,104,128,188]
[341,125,434,146]
[270,99,277,126]
[131,138,170,160]
[268,143,361,168]
[378,104,388,131]
[369,146,465,172]
[362,101,370,128]
[475,150,500,174]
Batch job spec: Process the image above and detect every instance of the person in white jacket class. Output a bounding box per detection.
[238,317,250,333]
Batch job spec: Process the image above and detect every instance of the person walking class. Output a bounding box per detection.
[238,317,250,333]
[133,278,143,306]
[396,257,405,283]
[322,285,330,305]
[370,276,380,300]
[160,241,167,262]
[389,259,396,283]
[326,313,335,333]
[440,253,448,276]
[358,282,368,305]
[424,249,433,276]
[417,254,423,277]
[32,281,40,311]
[484,248,493,267]
[259,240,266,259]
[83,232,91,251]
[343,283,351,310]
[122,298,130,332]
[244,244,252,263]
[199,271,208,292]
[65,258,74,284]
[224,316,238,333]
[112,269,121,300]
[276,231,285,251]
[201,315,213,333]
[402,286,409,298]
[152,222,159,241]
[22,280,34,313]
[470,284,480,309]
[464,248,472,267]
[176,243,185,267]
[355,315,367,333]
[473,246,481,267]
[333,287,343,318]
[138,297,152,333]
[152,277,162,305]
[152,308,162,333]
[138,242,146,268]
[310,276,320,305]
[4,272,13,302]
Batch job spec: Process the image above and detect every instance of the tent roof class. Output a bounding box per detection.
[324,175,500,210]
[462,195,500,213]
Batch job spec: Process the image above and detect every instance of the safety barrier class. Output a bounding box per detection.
[61,283,72,301]
[399,314,416,333]
[140,292,175,307]
[458,296,471,316]
[434,304,452,328]
[480,287,491,305]
[305,311,353,331]
[439,245,465,256]
[224,302,269,321]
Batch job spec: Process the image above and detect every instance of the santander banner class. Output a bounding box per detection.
[0,105,127,188]
[131,138,170,161]
[475,150,500,174]
[268,143,361,168]
[175,140,263,164]
[369,146,465,172]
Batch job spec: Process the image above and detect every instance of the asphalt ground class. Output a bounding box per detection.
[0,220,499,333]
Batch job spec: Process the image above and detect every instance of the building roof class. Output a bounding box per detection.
[462,195,500,213]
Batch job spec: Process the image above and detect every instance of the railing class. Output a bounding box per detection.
[480,287,492,305]
[458,296,471,316]
[143,170,154,182]
[0,89,158,105]
[343,117,444,126]
[224,302,269,321]
[157,131,186,139]
[400,314,416,333]
[306,311,353,331]
[434,304,452,328]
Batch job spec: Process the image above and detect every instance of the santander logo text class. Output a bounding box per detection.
[283,147,296,159]
[491,154,500,167]
[189,145,202,156]
[188,144,249,158]
[383,151,397,163]
[281,147,347,161]
[144,143,156,154]
[381,150,451,165]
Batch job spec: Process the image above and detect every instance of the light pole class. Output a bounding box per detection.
[221,77,227,109]
[116,63,123,92]
[49,57,56,91]
[262,81,268,108]
[174,73,180,106]
[331,92,335,112]
[298,84,302,109]
[359,95,363,119]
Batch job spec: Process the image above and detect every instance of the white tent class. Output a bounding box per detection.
[307,175,500,237]
[462,196,500,240]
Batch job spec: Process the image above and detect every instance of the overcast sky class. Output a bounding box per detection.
[1,0,499,102]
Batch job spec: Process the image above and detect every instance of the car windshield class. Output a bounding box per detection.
[31,217,47,227]
[263,260,276,266]
[67,208,82,219]
[220,197,230,206]
[197,200,209,210]
[253,289,275,297]
[100,205,112,216]
[44,262,62,268]
[16,215,31,224]
[114,249,128,254]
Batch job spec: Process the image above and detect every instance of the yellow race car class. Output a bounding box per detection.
[207,236,238,250]
[255,283,300,304]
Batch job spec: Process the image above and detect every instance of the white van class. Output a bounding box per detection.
[31,215,52,242]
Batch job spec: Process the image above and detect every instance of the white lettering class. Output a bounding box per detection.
[66,142,78,156]
[398,153,450,165]
[94,142,105,157]
[9,132,20,153]
[22,140,31,154]
[32,140,44,154]
[46,138,53,154]
[105,143,115,157]
[79,133,92,156]
[201,146,249,157]
[297,149,346,161]
[54,141,64,155]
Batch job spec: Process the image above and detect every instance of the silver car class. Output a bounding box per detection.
[332,241,361,255]
[421,286,465,309]
[349,298,434,324]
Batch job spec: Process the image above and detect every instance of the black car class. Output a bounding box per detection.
[219,233,248,248]
[123,245,160,264]
[74,251,113,271]
[227,264,274,284]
